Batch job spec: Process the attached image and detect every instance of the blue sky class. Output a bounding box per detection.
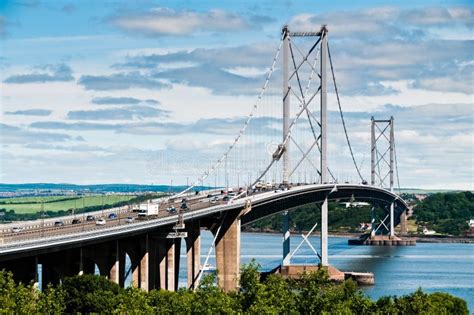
[0,0,473,189]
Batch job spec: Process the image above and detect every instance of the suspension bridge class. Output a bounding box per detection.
[0,25,409,292]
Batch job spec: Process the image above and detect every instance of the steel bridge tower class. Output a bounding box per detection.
[281,25,329,266]
[370,116,396,237]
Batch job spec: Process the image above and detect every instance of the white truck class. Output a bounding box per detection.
[138,201,160,218]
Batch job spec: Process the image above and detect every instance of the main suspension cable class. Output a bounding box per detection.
[173,35,284,198]
[327,42,365,182]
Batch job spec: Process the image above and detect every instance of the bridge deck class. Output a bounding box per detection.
[0,184,407,260]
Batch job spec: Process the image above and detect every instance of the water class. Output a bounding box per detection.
[166,232,474,310]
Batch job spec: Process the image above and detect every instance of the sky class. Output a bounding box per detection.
[0,0,473,190]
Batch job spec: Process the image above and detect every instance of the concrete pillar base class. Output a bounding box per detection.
[213,211,241,292]
[186,220,201,289]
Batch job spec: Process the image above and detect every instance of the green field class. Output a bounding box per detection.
[0,195,136,214]
[0,196,78,204]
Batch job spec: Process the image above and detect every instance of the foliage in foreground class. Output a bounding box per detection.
[0,262,468,314]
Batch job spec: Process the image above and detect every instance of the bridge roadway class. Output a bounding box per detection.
[0,183,408,291]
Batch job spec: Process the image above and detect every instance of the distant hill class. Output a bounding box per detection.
[0,183,212,193]
[397,188,465,194]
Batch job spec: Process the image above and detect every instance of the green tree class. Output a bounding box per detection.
[246,274,298,315]
[37,284,65,314]
[148,289,194,314]
[0,270,37,314]
[116,286,153,314]
[393,289,468,315]
[193,273,242,314]
[62,274,121,313]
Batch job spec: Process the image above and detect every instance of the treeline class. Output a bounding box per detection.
[0,263,468,314]
[413,191,473,235]
[246,203,385,233]
[0,194,163,222]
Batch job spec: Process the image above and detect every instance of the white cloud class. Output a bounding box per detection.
[112,8,249,36]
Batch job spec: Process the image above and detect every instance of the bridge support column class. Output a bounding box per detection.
[119,239,141,288]
[282,211,290,266]
[390,202,395,238]
[119,249,126,288]
[321,197,328,266]
[186,220,201,289]
[109,240,121,285]
[158,238,181,291]
[214,212,241,292]
[138,233,159,291]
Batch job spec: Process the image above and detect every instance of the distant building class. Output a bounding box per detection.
[414,194,427,201]
[423,226,436,235]
[359,222,371,231]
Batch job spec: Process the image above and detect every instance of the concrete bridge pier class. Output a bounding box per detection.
[157,236,181,291]
[185,220,201,289]
[138,234,153,290]
[120,238,142,288]
[83,241,123,285]
[108,240,121,285]
[212,210,241,292]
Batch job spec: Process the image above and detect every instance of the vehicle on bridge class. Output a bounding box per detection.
[11,226,24,233]
[95,218,106,226]
[138,202,160,218]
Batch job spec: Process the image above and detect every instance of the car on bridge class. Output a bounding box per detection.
[86,215,95,221]
[95,218,106,226]
[108,213,118,220]
[125,217,134,223]
[167,206,176,213]
[54,221,64,227]
[11,226,24,233]
[71,218,81,224]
